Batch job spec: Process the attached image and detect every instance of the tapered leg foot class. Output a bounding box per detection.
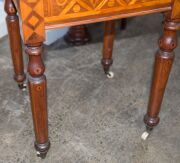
[141,115,156,140]
[101,58,114,78]
[102,20,115,78]
[144,114,160,128]
[144,13,178,135]
[35,141,50,159]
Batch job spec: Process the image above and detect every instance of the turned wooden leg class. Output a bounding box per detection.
[64,25,91,46]
[25,44,50,159]
[144,14,178,129]
[5,0,26,89]
[102,20,115,78]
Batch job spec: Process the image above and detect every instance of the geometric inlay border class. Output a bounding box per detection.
[43,0,172,24]
[19,0,45,44]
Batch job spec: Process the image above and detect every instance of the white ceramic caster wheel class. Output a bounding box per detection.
[22,83,27,91]
[141,131,150,140]
[106,71,114,79]
[36,151,47,159]
[18,83,27,91]
[36,151,40,155]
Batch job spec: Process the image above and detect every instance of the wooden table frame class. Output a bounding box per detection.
[4,0,180,159]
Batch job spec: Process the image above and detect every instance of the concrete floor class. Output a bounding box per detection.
[0,14,180,163]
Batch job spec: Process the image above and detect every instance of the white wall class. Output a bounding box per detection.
[0,1,7,38]
[45,28,69,45]
[0,1,68,44]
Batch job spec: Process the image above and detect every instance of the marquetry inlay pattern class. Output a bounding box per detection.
[172,0,180,20]
[42,0,172,26]
[19,0,45,44]
[14,0,174,42]
[44,0,171,18]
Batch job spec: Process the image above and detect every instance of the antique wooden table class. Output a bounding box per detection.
[4,0,180,159]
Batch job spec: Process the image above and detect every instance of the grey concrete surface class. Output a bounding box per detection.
[0,14,180,163]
